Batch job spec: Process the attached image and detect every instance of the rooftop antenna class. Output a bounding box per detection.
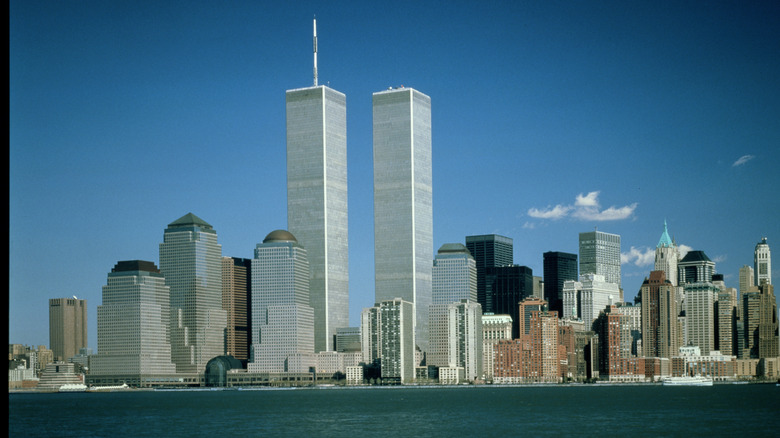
[313,17,318,86]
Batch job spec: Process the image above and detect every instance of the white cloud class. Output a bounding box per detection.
[527,204,571,220]
[732,155,755,167]
[621,246,655,267]
[677,244,693,260]
[527,191,637,222]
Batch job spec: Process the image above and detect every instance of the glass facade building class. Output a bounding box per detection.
[466,235,514,312]
[286,85,349,353]
[579,230,622,290]
[373,87,433,354]
[543,251,578,314]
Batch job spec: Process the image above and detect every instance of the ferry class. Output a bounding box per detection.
[59,383,88,392]
[662,376,713,386]
[87,383,131,392]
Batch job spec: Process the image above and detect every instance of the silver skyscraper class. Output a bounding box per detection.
[373,87,433,354]
[286,84,348,353]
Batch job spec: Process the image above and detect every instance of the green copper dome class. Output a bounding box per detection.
[657,220,674,248]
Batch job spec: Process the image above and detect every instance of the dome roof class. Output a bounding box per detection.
[680,250,711,263]
[263,229,298,243]
[437,243,471,255]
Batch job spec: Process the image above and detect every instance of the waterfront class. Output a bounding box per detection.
[9,384,779,437]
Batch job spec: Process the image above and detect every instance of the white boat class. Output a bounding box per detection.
[59,383,88,392]
[662,376,713,386]
[87,383,130,392]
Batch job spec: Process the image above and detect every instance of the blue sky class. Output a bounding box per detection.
[10,1,780,351]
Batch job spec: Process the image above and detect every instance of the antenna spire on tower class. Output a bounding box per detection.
[313,17,318,86]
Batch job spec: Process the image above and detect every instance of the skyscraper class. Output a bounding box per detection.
[248,230,314,373]
[543,251,578,314]
[361,298,415,383]
[429,244,477,367]
[562,274,620,329]
[754,237,771,286]
[677,250,715,284]
[579,230,622,294]
[373,87,433,353]
[91,260,176,377]
[466,235,514,311]
[286,82,348,353]
[446,299,483,381]
[654,221,679,286]
[684,282,717,355]
[640,270,679,359]
[159,213,226,373]
[49,297,87,362]
[484,265,534,339]
[222,257,251,363]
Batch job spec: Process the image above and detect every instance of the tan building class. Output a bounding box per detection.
[49,297,87,362]
[640,271,679,359]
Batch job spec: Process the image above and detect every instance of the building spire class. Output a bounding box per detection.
[313,17,318,86]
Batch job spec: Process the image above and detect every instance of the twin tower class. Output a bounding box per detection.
[287,83,432,354]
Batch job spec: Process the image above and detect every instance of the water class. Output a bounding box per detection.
[9,385,780,437]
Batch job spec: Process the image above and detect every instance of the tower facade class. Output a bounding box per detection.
[485,265,534,339]
[466,234,514,311]
[222,257,251,363]
[562,274,620,330]
[754,237,771,286]
[159,213,227,373]
[677,250,715,284]
[249,230,314,373]
[287,85,348,352]
[684,282,717,355]
[543,251,578,314]
[429,244,477,367]
[579,230,622,291]
[363,298,415,383]
[446,299,483,381]
[373,87,432,353]
[91,261,176,376]
[640,270,679,359]
[49,297,87,362]
[654,221,679,286]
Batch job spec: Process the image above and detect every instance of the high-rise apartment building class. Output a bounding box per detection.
[543,251,578,314]
[429,244,477,367]
[579,230,622,292]
[287,84,349,353]
[373,87,432,354]
[684,282,718,355]
[361,298,416,383]
[91,261,176,377]
[640,271,679,359]
[482,313,513,380]
[654,221,679,286]
[485,265,534,339]
[222,257,251,363]
[466,235,513,311]
[754,238,771,286]
[445,299,483,382]
[741,282,778,359]
[248,230,314,373]
[49,297,87,362]
[159,213,227,373]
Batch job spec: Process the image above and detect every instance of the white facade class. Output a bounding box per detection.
[91,261,176,376]
[362,298,415,382]
[562,274,620,329]
[373,87,433,354]
[482,314,512,380]
[159,213,226,374]
[287,85,349,353]
[446,300,483,381]
[654,221,679,286]
[248,231,315,373]
[754,238,771,286]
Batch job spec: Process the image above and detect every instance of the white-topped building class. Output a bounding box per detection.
[754,237,771,286]
[562,274,620,329]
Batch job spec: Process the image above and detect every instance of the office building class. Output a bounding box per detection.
[429,244,477,367]
[445,299,483,381]
[159,213,227,373]
[466,234,514,311]
[49,297,87,362]
[739,265,755,295]
[754,238,771,286]
[654,221,679,286]
[287,83,349,353]
[742,282,779,359]
[373,87,433,354]
[579,230,622,291]
[543,251,578,314]
[562,274,620,330]
[248,230,314,373]
[91,260,176,377]
[677,250,715,284]
[222,257,251,363]
[484,265,534,339]
[640,271,679,359]
[684,282,718,355]
[335,327,361,353]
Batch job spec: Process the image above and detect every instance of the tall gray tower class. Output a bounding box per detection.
[579,230,622,290]
[159,213,226,373]
[373,87,433,354]
[286,19,348,352]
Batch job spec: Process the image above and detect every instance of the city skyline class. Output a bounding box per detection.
[10,1,780,350]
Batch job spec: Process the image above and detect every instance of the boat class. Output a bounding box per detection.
[662,376,713,386]
[59,383,88,392]
[87,383,130,392]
